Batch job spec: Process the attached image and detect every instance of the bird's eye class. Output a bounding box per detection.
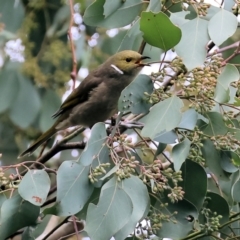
[126,58,132,62]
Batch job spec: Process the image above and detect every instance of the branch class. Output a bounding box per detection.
[17,127,86,178]
[138,40,146,55]
[68,0,77,90]
[207,41,240,57]
[222,42,240,66]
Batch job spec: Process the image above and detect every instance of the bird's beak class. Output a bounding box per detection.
[136,56,151,67]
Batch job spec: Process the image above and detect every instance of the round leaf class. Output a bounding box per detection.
[114,176,150,240]
[214,64,240,103]
[140,11,181,51]
[85,176,133,240]
[172,138,191,171]
[54,161,94,216]
[0,66,20,113]
[9,74,41,129]
[0,194,39,239]
[180,160,207,211]
[118,74,153,114]
[208,9,238,46]
[175,18,210,70]
[18,170,51,206]
[142,96,183,139]
[83,0,144,29]
[79,123,109,166]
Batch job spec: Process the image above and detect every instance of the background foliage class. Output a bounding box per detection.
[1,0,240,239]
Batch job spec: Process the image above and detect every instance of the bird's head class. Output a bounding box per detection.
[107,50,150,75]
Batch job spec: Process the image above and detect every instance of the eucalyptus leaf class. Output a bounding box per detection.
[142,96,183,139]
[220,151,239,173]
[18,170,51,206]
[202,139,229,181]
[201,112,228,136]
[140,11,181,51]
[170,11,190,26]
[114,176,150,240]
[9,74,41,129]
[54,160,94,216]
[156,198,198,239]
[175,17,210,70]
[214,64,240,103]
[0,0,25,32]
[79,123,109,166]
[172,138,191,171]
[208,9,238,46]
[0,194,39,239]
[180,160,207,211]
[118,74,153,114]
[83,0,144,29]
[85,176,133,240]
[178,108,198,130]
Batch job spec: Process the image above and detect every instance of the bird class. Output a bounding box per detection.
[18,50,150,158]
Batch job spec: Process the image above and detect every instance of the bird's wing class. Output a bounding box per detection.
[52,71,102,119]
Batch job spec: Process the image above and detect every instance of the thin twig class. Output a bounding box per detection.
[71,216,81,240]
[42,217,70,240]
[222,41,240,66]
[138,40,146,55]
[207,41,240,57]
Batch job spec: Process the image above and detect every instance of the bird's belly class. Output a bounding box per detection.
[68,98,117,127]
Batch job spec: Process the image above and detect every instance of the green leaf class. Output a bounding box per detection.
[208,9,238,46]
[201,5,220,21]
[78,123,109,167]
[83,0,144,29]
[0,194,39,239]
[18,170,51,206]
[233,97,240,106]
[157,199,198,239]
[85,176,133,240]
[140,11,181,51]
[142,43,164,62]
[202,139,229,181]
[180,160,207,211]
[154,130,177,144]
[170,11,190,26]
[220,151,239,173]
[142,96,183,139]
[0,0,25,32]
[54,161,94,216]
[214,64,240,103]
[146,0,161,12]
[178,108,198,130]
[0,193,7,209]
[224,0,235,11]
[175,18,210,70]
[117,19,142,52]
[118,74,153,114]
[172,138,191,171]
[232,172,240,202]
[9,74,41,129]
[114,176,150,240]
[0,63,20,113]
[103,0,122,18]
[201,112,228,136]
[202,192,229,225]
[39,89,61,132]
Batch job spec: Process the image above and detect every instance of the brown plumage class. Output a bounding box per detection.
[18,50,150,157]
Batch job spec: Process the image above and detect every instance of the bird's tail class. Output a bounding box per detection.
[18,126,57,158]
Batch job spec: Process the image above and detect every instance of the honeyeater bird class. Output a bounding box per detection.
[19,50,150,158]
